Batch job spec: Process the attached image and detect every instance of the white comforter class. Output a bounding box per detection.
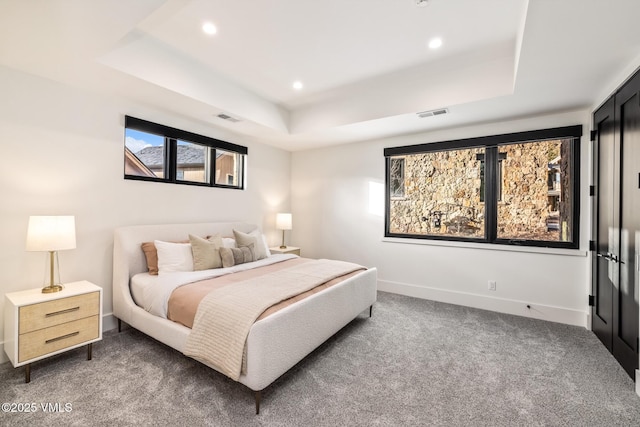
[130,254,297,318]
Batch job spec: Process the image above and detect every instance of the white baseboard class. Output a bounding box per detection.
[1,312,119,366]
[378,279,588,328]
[102,312,118,332]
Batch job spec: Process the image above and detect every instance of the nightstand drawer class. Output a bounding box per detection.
[19,291,100,334]
[19,315,99,362]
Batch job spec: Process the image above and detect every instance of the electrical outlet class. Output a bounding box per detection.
[488,280,496,291]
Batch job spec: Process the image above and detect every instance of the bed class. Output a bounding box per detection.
[112,222,377,413]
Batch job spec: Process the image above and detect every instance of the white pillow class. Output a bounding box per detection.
[154,240,194,274]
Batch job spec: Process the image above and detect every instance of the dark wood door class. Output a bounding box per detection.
[613,72,640,378]
[592,71,640,379]
[592,97,615,353]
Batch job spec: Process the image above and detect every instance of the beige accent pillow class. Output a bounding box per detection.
[189,234,224,270]
[233,229,268,260]
[219,244,255,268]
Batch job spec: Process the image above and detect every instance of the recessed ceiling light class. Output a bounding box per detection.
[415,0,430,7]
[428,37,443,49]
[202,22,217,35]
[292,81,303,90]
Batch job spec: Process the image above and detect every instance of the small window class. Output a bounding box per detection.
[215,149,243,188]
[124,116,247,190]
[124,129,165,178]
[390,157,405,198]
[177,140,210,184]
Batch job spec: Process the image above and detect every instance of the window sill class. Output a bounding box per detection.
[381,237,588,257]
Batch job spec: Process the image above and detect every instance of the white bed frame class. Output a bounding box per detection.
[112,222,377,413]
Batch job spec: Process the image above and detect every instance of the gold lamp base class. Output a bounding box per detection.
[279,229,288,249]
[42,251,63,293]
[42,284,63,293]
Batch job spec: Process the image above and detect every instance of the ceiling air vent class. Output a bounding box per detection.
[216,113,241,123]
[416,108,449,118]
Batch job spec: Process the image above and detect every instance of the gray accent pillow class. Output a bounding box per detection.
[189,234,224,270]
[219,244,255,268]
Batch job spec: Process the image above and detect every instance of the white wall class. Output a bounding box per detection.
[0,66,292,362]
[292,110,592,327]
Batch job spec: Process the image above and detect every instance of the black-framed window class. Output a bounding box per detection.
[124,116,247,190]
[384,125,582,249]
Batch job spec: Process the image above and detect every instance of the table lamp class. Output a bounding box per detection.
[276,213,292,249]
[26,215,76,293]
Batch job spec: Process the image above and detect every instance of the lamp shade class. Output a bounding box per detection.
[276,213,292,230]
[26,216,76,252]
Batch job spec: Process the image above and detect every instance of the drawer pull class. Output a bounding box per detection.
[45,306,80,317]
[45,331,79,344]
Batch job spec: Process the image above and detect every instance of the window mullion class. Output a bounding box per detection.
[212,149,218,187]
[240,153,246,188]
[484,147,498,242]
[167,138,177,182]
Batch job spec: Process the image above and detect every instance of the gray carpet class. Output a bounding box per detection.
[2,291,640,426]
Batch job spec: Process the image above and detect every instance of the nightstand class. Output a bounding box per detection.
[4,280,102,383]
[269,246,301,256]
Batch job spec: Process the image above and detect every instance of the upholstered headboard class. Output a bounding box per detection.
[112,222,257,322]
